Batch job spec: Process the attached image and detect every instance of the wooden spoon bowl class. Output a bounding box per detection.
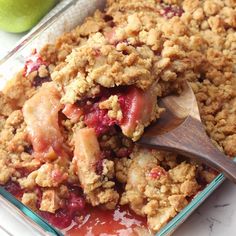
[138,82,236,183]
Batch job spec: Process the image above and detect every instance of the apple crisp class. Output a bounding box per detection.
[0,0,235,234]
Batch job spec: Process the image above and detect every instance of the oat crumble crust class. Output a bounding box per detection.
[0,0,235,233]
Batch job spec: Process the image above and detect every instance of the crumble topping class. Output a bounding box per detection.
[120,148,199,231]
[40,189,61,213]
[51,32,158,104]
[99,95,123,121]
[22,192,38,211]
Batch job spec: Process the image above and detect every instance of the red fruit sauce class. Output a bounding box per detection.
[3,181,149,235]
[39,190,149,236]
[4,181,24,199]
[39,188,149,235]
[66,205,148,236]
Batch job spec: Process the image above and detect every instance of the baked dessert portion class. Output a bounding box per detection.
[0,0,235,234]
[49,32,177,141]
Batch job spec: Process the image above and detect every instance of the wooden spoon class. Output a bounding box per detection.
[138,81,236,183]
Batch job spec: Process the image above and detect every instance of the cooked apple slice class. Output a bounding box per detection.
[23,82,64,159]
[73,127,119,208]
[62,104,83,123]
[104,28,118,45]
[73,127,101,192]
[119,85,159,141]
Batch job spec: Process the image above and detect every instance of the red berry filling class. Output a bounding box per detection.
[161,5,184,19]
[4,181,24,199]
[115,147,133,158]
[23,49,48,77]
[32,75,51,87]
[148,166,167,179]
[82,86,144,136]
[84,103,118,135]
[40,209,73,229]
[67,192,86,216]
[95,159,104,175]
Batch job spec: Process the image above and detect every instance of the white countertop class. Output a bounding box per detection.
[0,30,236,236]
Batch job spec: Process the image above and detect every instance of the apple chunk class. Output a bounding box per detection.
[62,104,83,123]
[119,85,159,141]
[73,127,101,192]
[23,82,64,159]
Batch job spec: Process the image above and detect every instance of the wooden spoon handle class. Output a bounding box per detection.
[139,116,236,183]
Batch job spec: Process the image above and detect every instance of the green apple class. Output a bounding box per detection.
[0,0,57,33]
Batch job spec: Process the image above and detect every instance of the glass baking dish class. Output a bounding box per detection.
[0,0,234,235]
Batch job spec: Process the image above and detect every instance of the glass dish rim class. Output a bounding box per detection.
[0,0,234,235]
